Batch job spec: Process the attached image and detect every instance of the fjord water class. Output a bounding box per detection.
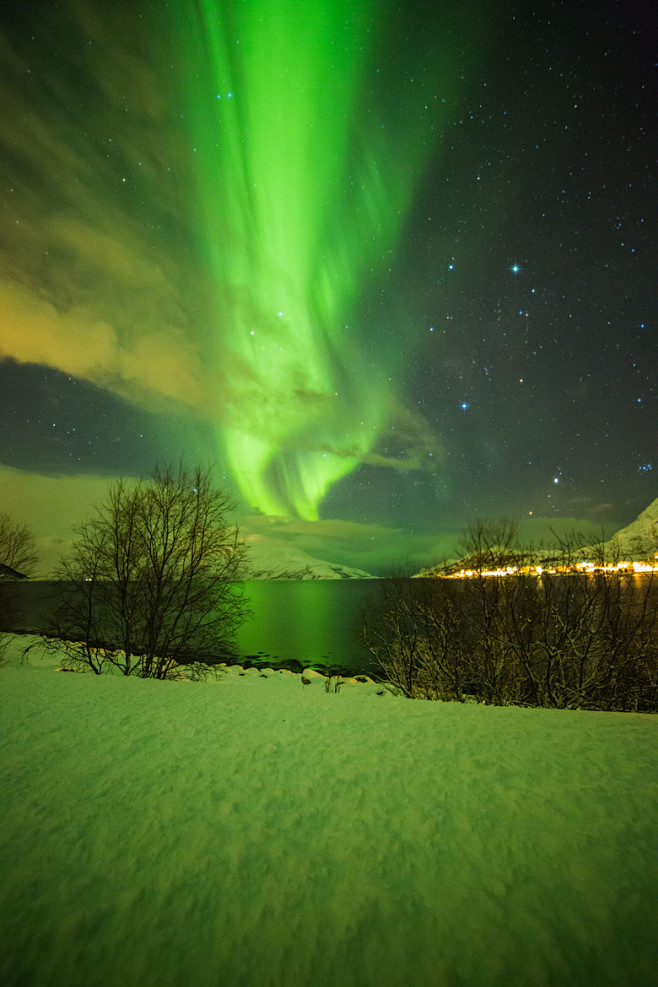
[237,579,380,672]
[2,579,381,674]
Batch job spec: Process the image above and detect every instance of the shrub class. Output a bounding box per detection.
[363,521,658,712]
[0,512,38,576]
[44,463,249,679]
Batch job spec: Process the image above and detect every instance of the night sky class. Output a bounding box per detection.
[0,0,655,575]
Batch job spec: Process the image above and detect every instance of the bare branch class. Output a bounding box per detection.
[44,464,250,678]
[0,513,39,576]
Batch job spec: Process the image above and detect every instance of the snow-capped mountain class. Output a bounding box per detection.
[243,537,374,580]
[413,498,658,576]
[608,497,658,558]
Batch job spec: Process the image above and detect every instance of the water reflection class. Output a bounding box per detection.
[237,580,380,672]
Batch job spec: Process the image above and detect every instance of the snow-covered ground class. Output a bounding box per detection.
[1,635,656,987]
[608,496,658,558]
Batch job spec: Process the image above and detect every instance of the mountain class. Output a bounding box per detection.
[413,498,658,577]
[243,537,374,580]
[607,497,658,559]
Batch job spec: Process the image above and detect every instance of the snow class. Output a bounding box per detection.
[608,496,658,558]
[1,636,656,987]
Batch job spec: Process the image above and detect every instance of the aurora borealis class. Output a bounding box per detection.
[175,0,387,519]
[170,0,482,519]
[0,0,654,574]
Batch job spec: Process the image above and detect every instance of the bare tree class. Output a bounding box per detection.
[0,513,38,576]
[456,517,525,574]
[0,513,38,659]
[363,519,658,712]
[45,464,249,678]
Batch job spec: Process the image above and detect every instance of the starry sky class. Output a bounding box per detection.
[0,0,655,576]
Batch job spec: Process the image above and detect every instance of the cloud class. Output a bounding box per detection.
[364,406,446,473]
[0,278,221,419]
[0,465,122,575]
[245,514,400,543]
[0,281,117,377]
[515,515,622,545]
[243,512,628,576]
[2,462,626,581]
[0,10,226,421]
[241,513,462,575]
[0,467,428,578]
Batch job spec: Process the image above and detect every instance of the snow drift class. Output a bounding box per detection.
[1,636,656,986]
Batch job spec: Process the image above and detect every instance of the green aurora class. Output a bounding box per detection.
[168,0,482,519]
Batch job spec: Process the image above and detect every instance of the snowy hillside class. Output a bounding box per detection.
[1,635,656,987]
[244,536,374,579]
[608,496,658,558]
[413,497,658,576]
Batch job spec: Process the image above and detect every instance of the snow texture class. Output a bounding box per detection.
[608,496,658,558]
[244,536,374,579]
[1,636,656,987]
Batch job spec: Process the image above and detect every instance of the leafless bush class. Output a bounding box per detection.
[0,580,23,667]
[363,520,658,713]
[0,513,38,576]
[44,463,249,679]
